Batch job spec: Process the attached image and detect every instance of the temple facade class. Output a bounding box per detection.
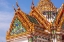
[6,0,64,42]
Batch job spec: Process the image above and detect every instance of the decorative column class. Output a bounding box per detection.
[33,35,37,42]
[28,36,33,42]
[56,28,62,42]
[51,25,57,42]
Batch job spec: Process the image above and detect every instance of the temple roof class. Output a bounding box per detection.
[26,15,39,24]
[37,0,57,13]
[6,0,64,40]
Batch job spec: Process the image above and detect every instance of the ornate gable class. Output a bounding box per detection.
[10,17,26,36]
[6,7,33,40]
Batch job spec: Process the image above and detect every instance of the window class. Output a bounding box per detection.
[43,11,57,22]
[28,37,33,42]
[33,36,37,40]
[52,30,56,34]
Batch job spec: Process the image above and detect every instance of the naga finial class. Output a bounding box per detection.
[31,0,35,9]
[16,0,20,10]
[16,0,19,7]
[13,5,16,12]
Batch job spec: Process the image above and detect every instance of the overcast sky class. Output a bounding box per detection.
[0,0,64,42]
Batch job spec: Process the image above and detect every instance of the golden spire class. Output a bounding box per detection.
[37,0,57,13]
[31,0,35,9]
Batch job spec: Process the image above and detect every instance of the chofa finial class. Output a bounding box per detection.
[16,0,20,10]
[31,0,35,9]
[62,3,64,9]
[16,0,19,7]
[13,5,16,12]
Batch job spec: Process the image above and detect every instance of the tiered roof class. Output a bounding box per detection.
[6,0,64,41]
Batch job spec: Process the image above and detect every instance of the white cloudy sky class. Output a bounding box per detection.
[0,0,14,42]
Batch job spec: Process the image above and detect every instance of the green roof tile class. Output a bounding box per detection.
[26,15,39,24]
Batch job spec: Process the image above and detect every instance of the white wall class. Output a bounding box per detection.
[8,36,28,42]
[13,39,28,42]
